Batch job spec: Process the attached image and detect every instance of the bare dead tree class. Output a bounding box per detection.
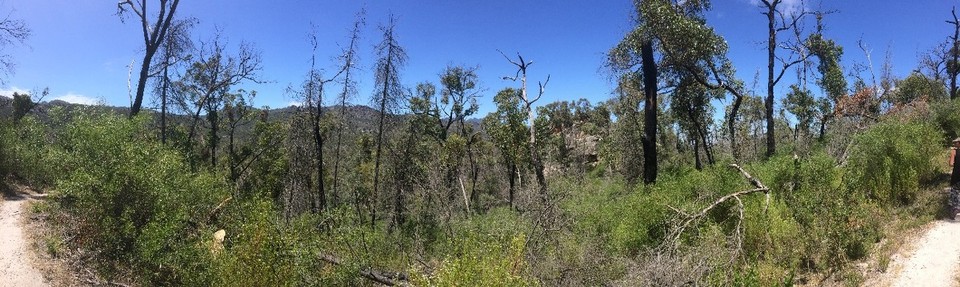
[332,9,365,207]
[919,41,949,82]
[171,34,262,168]
[294,26,347,215]
[0,6,30,84]
[117,0,182,117]
[759,0,813,158]
[222,90,255,185]
[370,15,407,227]
[150,18,194,144]
[499,50,550,202]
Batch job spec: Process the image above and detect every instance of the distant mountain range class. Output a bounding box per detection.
[0,98,481,135]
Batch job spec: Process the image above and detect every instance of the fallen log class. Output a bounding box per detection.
[319,253,409,286]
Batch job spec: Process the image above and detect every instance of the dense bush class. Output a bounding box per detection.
[44,112,226,284]
[0,102,945,286]
[415,208,536,286]
[846,120,940,205]
[0,115,57,185]
[933,98,960,143]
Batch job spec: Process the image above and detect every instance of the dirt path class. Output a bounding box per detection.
[1,191,49,287]
[871,220,960,287]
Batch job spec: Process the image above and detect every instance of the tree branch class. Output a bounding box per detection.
[666,164,769,248]
[318,254,409,286]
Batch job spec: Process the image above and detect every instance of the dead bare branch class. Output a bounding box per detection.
[319,254,409,286]
[666,164,770,250]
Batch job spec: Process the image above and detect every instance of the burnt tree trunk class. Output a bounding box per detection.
[694,137,703,170]
[208,109,218,168]
[312,90,326,214]
[765,4,777,159]
[161,61,169,144]
[507,162,516,209]
[950,8,960,99]
[640,41,659,184]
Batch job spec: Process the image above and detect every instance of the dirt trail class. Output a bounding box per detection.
[1,190,48,287]
[872,220,960,287]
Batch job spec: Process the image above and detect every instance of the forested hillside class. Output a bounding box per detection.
[1,0,959,286]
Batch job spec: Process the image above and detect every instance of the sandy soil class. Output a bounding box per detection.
[869,220,960,287]
[1,190,49,287]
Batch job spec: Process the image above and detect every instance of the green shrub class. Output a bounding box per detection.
[0,116,57,185]
[415,208,537,286]
[846,120,940,205]
[932,98,960,143]
[43,111,228,285]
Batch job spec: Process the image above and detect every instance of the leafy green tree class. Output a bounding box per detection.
[806,16,847,102]
[670,79,720,169]
[892,72,948,105]
[947,7,960,99]
[607,73,645,181]
[11,90,46,122]
[804,16,845,141]
[783,85,815,138]
[610,0,733,182]
[439,65,484,206]
[483,88,528,208]
[406,66,483,212]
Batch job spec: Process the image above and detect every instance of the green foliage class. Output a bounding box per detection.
[11,92,34,121]
[484,88,528,168]
[48,112,227,284]
[414,208,537,286]
[933,98,960,143]
[783,85,816,133]
[846,120,940,204]
[892,73,948,105]
[806,31,847,100]
[0,115,56,185]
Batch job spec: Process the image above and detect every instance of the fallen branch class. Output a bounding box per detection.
[319,253,409,286]
[729,163,769,211]
[666,164,770,248]
[459,176,470,211]
[206,196,233,222]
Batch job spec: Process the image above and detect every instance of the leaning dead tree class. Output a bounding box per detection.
[117,0,182,117]
[666,164,769,253]
[499,50,550,204]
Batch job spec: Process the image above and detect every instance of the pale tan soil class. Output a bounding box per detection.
[866,220,960,287]
[1,188,49,287]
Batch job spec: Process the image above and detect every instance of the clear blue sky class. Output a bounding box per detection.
[0,0,955,117]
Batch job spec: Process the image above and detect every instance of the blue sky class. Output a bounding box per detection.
[0,0,955,117]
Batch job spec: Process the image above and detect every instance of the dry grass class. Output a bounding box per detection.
[852,182,948,286]
[15,180,136,287]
